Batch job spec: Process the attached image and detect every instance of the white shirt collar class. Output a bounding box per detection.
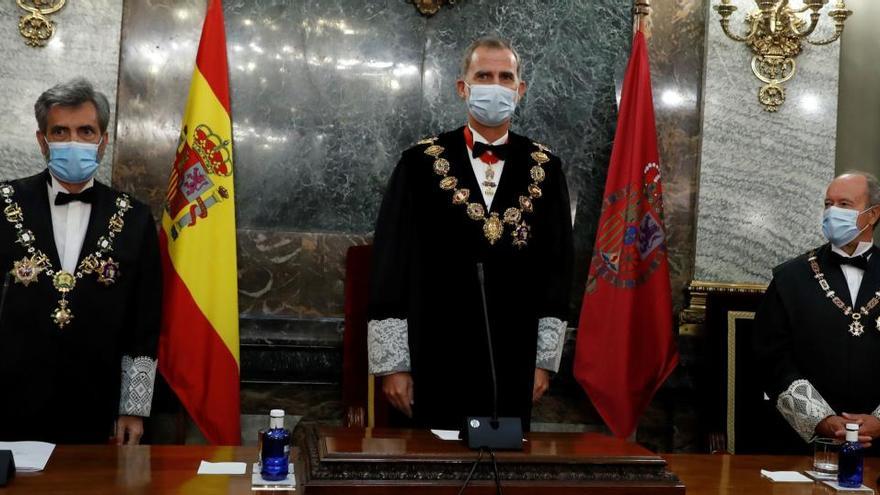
[831,241,874,258]
[47,173,94,197]
[468,124,508,146]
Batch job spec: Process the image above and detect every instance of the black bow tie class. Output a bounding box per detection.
[55,188,96,206]
[472,141,510,161]
[831,251,871,271]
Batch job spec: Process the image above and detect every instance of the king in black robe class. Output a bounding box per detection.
[367,127,574,430]
[755,243,880,450]
[0,171,161,443]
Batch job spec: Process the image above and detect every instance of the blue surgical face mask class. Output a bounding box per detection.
[45,137,102,184]
[822,205,874,248]
[465,83,518,127]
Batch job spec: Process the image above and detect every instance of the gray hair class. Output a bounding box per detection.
[34,78,111,134]
[460,35,522,79]
[841,170,880,207]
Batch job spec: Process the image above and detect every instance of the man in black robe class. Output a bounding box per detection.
[0,79,161,444]
[367,36,574,430]
[755,172,880,450]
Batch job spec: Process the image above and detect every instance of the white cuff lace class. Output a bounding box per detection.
[119,355,157,417]
[872,403,880,421]
[776,379,835,442]
[368,318,411,375]
[536,317,567,373]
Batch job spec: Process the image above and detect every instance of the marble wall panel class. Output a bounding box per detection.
[646,0,706,313]
[694,0,840,283]
[114,0,633,324]
[0,0,122,184]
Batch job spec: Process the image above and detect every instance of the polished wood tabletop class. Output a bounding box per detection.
[1,434,878,494]
[663,454,880,494]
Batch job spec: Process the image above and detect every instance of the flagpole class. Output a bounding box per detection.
[633,0,650,35]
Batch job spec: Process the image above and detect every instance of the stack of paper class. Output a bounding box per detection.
[0,441,55,472]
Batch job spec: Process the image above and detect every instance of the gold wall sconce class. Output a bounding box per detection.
[410,0,457,17]
[17,0,67,47]
[714,0,851,112]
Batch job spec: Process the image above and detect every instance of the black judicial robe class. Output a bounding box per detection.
[755,244,880,449]
[369,127,574,430]
[0,171,161,443]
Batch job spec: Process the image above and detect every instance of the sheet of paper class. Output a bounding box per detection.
[430,429,461,441]
[197,460,247,475]
[0,441,55,472]
[821,480,874,492]
[760,470,812,482]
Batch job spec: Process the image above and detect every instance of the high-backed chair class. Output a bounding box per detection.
[341,244,392,428]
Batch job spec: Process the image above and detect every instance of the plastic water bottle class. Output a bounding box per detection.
[838,423,864,488]
[260,409,291,481]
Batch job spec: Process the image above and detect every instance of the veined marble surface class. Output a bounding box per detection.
[0,0,122,184]
[113,0,632,319]
[694,0,839,283]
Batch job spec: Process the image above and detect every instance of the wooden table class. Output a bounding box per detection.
[664,454,880,494]
[1,432,877,494]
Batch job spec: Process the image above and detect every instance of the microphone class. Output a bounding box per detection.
[464,262,523,451]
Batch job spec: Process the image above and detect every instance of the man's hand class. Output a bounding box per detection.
[533,368,550,403]
[816,415,872,448]
[843,412,880,441]
[382,372,413,418]
[114,415,144,445]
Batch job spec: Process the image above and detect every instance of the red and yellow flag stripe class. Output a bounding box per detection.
[158,0,240,445]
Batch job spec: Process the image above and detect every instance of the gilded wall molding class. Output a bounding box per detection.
[679,281,766,336]
[17,0,66,47]
[410,0,457,17]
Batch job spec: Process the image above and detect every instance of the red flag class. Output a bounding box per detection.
[574,32,678,439]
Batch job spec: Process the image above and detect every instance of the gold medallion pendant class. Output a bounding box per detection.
[52,299,73,328]
[483,214,503,245]
[52,271,76,292]
[850,319,865,337]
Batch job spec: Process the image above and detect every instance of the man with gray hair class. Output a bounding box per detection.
[368,36,574,430]
[756,171,880,452]
[0,78,161,444]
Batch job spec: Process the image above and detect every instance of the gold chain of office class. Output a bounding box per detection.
[419,136,552,248]
[0,182,131,329]
[808,250,880,337]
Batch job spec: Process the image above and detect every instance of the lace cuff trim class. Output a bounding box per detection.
[872,403,880,421]
[776,379,835,442]
[536,317,567,373]
[119,355,157,417]
[368,318,411,375]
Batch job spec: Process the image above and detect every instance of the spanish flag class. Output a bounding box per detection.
[158,0,240,445]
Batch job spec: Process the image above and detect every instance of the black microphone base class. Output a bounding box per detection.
[464,416,523,451]
[0,450,14,486]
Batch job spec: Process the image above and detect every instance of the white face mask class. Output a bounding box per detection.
[465,83,518,127]
[822,205,874,248]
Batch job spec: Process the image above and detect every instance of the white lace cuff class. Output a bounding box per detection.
[872,403,880,421]
[368,318,411,375]
[119,355,157,417]
[776,379,835,442]
[536,317,567,373]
